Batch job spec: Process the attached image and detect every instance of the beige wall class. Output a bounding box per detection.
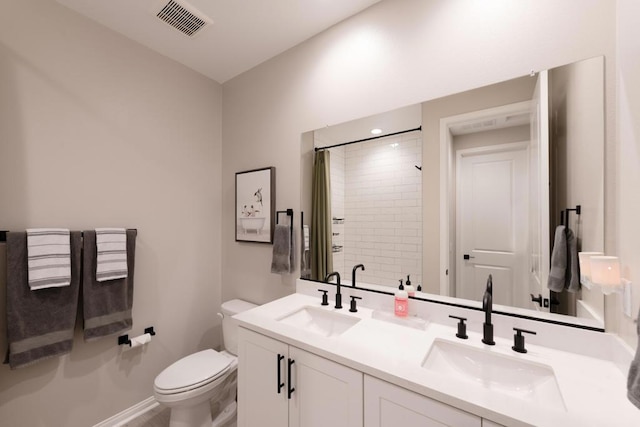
[222,0,617,309]
[613,0,640,345]
[0,1,223,426]
[550,58,605,321]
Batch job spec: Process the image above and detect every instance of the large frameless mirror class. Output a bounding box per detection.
[301,56,605,330]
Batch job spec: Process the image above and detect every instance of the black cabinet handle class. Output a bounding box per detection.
[277,354,284,394]
[287,358,295,399]
[530,293,543,307]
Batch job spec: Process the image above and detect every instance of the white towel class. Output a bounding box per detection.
[26,228,71,290]
[96,228,128,282]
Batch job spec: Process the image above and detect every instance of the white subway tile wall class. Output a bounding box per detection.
[323,131,422,288]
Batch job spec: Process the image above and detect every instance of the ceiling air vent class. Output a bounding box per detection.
[156,0,212,37]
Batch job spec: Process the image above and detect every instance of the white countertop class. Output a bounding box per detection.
[234,292,640,427]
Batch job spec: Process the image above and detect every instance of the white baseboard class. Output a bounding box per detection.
[92,396,159,427]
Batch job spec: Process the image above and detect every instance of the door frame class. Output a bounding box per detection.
[439,101,532,296]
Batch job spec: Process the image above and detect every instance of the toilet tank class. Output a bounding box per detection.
[221,299,257,355]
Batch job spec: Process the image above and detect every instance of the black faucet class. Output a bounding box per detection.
[482,275,495,345]
[324,272,342,309]
[351,264,365,287]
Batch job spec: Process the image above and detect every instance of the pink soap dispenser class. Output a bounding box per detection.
[395,279,408,317]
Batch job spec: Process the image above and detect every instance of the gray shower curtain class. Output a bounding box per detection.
[311,150,333,281]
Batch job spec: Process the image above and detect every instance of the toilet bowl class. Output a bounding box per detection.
[154,299,257,427]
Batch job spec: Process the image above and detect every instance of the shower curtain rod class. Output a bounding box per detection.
[314,126,422,152]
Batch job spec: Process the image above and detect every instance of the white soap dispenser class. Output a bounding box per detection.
[405,275,415,297]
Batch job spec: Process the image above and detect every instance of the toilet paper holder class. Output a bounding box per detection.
[118,326,156,346]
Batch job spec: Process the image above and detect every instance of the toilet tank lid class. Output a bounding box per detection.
[221,299,257,316]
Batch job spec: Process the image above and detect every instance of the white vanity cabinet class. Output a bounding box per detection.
[237,327,363,427]
[364,376,481,427]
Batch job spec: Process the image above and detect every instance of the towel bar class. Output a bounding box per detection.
[560,205,581,227]
[0,229,136,242]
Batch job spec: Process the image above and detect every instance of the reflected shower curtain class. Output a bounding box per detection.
[311,150,333,281]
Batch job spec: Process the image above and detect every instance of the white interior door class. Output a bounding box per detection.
[528,70,551,311]
[456,142,529,308]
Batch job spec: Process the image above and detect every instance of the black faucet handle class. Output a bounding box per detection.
[448,315,468,339]
[317,289,329,306]
[512,327,537,353]
[349,296,362,313]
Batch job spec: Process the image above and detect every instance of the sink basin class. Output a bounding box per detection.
[422,339,566,410]
[277,306,360,337]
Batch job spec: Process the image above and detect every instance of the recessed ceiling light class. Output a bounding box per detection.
[371,128,382,135]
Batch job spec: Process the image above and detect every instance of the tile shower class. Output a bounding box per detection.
[323,131,423,288]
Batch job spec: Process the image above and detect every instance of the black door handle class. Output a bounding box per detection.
[463,254,475,260]
[530,293,543,307]
[277,354,284,394]
[287,358,295,399]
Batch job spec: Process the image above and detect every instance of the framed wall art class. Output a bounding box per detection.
[235,166,275,243]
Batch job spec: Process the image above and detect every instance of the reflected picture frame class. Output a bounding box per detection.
[235,166,275,243]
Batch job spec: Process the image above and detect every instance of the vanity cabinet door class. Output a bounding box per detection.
[288,346,363,427]
[238,327,363,427]
[237,328,289,427]
[364,376,481,427]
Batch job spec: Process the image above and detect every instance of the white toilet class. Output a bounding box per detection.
[154,299,257,427]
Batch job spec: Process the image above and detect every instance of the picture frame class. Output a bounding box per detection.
[235,166,275,243]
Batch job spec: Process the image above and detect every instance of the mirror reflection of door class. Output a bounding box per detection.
[455,142,529,308]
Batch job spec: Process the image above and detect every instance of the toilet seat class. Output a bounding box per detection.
[154,349,234,395]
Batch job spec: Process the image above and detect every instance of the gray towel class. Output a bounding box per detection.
[547,225,580,293]
[82,229,137,341]
[271,224,294,274]
[5,231,81,369]
[548,225,568,292]
[565,227,580,292]
[628,307,640,409]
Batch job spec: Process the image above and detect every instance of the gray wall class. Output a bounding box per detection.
[0,0,223,425]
